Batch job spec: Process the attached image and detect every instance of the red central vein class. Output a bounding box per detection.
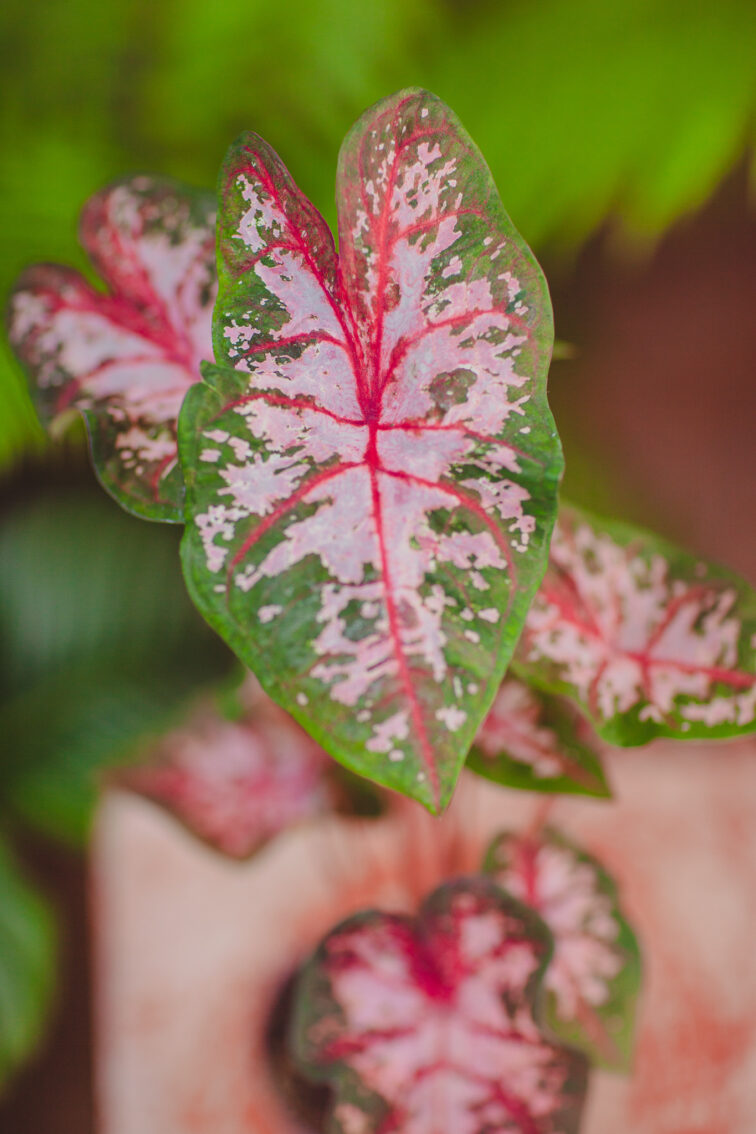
[368,455,441,807]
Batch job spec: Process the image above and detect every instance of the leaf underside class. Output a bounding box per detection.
[293,878,587,1134]
[180,87,562,811]
[7,176,216,521]
[515,504,756,744]
[468,676,610,797]
[484,828,641,1072]
[121,678,330,859]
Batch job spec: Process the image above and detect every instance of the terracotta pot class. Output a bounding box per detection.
[93,737,756,1133]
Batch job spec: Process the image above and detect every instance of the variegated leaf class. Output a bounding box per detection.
[515,505,756,744]
[484,828,641,1072]
[468,676,609,797]
[7,176,216,521]
[292,879,587,1134]
[121,678,330,859]
[179,88,562,812]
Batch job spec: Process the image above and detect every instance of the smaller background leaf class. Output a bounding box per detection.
[484,826,642,1071]
[467,676,610,797]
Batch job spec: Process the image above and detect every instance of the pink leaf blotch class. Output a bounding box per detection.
[485,829,641,1071]
[515,505,756,744]
[7,176,216,521]
[179,88,562,811]
[469,676,610,797]
[292,878,587,1134]
[121,679,330,859]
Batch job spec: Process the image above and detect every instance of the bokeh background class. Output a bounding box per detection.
[1,0,755,1128]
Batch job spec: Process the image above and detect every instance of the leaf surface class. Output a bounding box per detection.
[468,677,609,797]
[293,878,587,1134]
[515,505,756,743]
[122,678,331,858]
[485,829,641,1071]
[179,88,562,810]
[7,176,216,521]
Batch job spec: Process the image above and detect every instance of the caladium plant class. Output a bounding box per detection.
[7,176,216,521]
[484,828,641,1071]
[515,505,756,744]
[292,878,588,1134]
[178,87,562,812]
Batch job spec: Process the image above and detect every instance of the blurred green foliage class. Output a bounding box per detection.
[0,838,56,1093]
[2,0,756,472]
[0,490,231,844]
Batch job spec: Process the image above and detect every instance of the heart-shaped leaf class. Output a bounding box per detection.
[179,88,562,812]
[468,677,610,797]
[484,828,641,1071]
[292,878,587,1134]
[121,678,331,859]
[515,505,756,744]
[7,176,216,521]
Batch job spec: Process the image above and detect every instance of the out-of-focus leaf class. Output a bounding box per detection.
[468,676,610,797]
[0,837,56,1093]
[180,89,562,812]
[515,504,756,745]
[292,879,588,1133]
[485,827,641,1072]
[0,491,231,842]
[7,177,216,521]
[121,678,331,859]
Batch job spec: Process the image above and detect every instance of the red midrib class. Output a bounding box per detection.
[368,448,441,808]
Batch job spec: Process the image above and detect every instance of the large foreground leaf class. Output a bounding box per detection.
[293,879,587,1133]
[515,505,756,744]
[180,88,562,811]
[7,176,215,521]
[485,829,641,1071]
[0,839,56,1093]
[468,677,609,797]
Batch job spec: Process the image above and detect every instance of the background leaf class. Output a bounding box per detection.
[485,827,642,1072]
[515,504,756,744]
[468,676,610,797]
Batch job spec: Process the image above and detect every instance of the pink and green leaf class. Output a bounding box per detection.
[515,505,756,744]
[7,176,216,522]
[292,878,587,1134]
[468,677,610,798]
[484,829,641,1072]
[121,678,330,859]
[179,88,563,812]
